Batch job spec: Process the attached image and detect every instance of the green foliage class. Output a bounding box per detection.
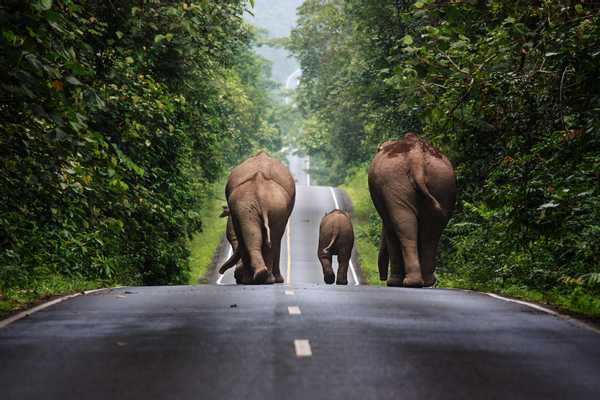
[340,168,382,285]
[188,180,227,284]
[0,1,282,298]
[290,0,600,310]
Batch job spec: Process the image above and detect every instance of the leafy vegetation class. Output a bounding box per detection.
[289,1,600,316]
[0,0,284,314]
[188,180,227,285]
[340,169,381,286]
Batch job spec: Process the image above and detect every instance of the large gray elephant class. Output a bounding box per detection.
[368,132,456,288]
[219,151,295,284]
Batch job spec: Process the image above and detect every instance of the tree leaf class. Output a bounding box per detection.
[65,76,82,85]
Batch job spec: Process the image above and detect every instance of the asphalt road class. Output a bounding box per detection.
[2,154,600,399]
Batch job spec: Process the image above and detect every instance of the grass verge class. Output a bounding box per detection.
[438,275,600,320]
[188,180,228,284]
[0,181,228,320]
[0,275,107,320]
[341,168,383,286]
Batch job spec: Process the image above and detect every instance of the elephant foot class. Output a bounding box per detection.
[336,277,348,285]
[264,272,276,285]
[423,274,437,287]
[235,265,253,285]
[386,274,404,287]
[274,274,285,284]
[234,266,243,284]
[403,274,424,288]
[323,269,335,285]
[253,267,269,284]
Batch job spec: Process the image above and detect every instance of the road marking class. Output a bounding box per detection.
[294,339,312,357]
[288,306,301,315]
[0,288,112,329]
[286,222,292,285]
[216,245,233,285]
[485,292,600,335]
[328,187,360,286]
[329,187,340,209]
[285,290,295,296]
[486,293,559,316]
[306,156,311,186]
[285,69,302,105]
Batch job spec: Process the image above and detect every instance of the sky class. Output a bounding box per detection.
[245,0,304,86]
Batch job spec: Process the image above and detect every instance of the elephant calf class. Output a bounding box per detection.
[318,210,355,285]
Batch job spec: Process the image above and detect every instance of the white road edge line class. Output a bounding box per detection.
[285,290,295,295]
[486,293,558,315]
[0,287,111,329]
[306,156,311,186]
[485,292,600,335]
[216,245,233,285]
[288,306,301,315]
[294,339,312,357]
[328,187,360,286]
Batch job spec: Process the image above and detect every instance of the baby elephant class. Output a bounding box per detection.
[318,210,355,285]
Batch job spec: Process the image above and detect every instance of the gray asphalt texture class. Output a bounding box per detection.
[1,154,600,399]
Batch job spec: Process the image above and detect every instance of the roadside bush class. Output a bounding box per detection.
[289,0,600,309]
[0,0,281,294]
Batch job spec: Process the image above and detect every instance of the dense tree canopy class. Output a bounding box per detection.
[289,1,599,302]
[0,0,282,292]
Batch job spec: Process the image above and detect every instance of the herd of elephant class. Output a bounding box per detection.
[218,132,457,288]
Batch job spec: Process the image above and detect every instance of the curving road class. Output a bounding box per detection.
[1,154,600,399]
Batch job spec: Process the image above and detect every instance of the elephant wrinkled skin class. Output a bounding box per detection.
[219,151,295,284]
[317,210,355,285]
[368,133,456,288]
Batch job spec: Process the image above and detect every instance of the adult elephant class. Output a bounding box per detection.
[368,133,456,288]
[219,151,295,284]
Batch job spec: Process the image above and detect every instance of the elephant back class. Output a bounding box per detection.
[226,151,296,200]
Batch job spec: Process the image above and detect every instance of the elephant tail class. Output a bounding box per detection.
[261,208,271,249]
[322,229,338,255]
[409,157,446,217]
[219,245,241,274]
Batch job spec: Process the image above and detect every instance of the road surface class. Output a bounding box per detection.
[1,154,600,399]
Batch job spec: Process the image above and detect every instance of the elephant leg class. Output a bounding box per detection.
[235,252,253,284]
[378,227,389,281]
[237,219,270,284]
[319,254,335,284]
[418,207,447,287]
[260,240,277,284]
[270,219,287,284]
[387,209,423,288]
[271,240,284,283]
[384,224,405,287]
[234,264,253,285]
[336,252,350,285]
